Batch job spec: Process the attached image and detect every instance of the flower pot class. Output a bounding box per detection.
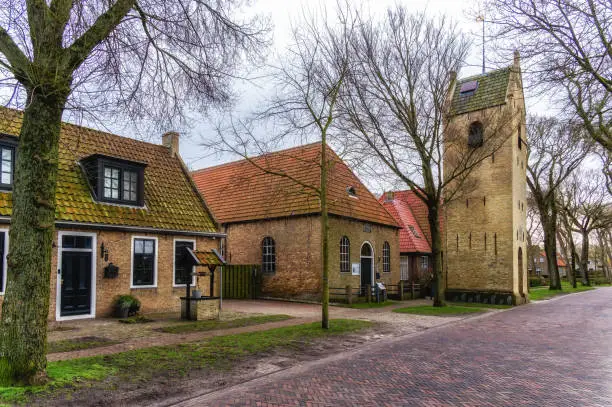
[115,307,130,318]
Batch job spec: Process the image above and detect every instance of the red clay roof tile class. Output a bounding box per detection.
[192,143,398,227]
[378,190,444,253]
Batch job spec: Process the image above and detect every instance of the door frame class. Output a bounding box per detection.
[56,231,97,321]
[0,228,8,295]
[360,241,375,291]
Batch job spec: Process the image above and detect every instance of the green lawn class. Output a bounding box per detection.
[159,314,293,334]
[529,281,595,301]
[0,319,372,404]
[393,305,486,316]
[47,337,119,354]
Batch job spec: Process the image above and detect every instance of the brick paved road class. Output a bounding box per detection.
[176,288,612,407]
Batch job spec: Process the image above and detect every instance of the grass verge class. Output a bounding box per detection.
[159,314,292,334]
[1,319,371,404]
[47,337,119,354]
[393,305,485,316]
[338,300,396,309]
[529,281,594,301]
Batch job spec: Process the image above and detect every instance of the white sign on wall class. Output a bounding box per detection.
[351,263,360,276]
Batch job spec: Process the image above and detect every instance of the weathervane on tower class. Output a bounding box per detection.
[476,14,485,74]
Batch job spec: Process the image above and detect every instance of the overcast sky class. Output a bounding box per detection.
[71,0,553,190]
[177,0,528,172]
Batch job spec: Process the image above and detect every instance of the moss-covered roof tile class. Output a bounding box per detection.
[0,107,217,234]
[450,67,511,115]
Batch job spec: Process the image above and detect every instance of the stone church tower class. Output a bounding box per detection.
[443,52,528,305]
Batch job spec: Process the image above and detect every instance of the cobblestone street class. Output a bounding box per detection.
[174,288,612,407]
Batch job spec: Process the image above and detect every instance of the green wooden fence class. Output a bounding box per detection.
[222,264,261,299]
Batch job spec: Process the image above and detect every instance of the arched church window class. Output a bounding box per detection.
[262,236,276,273]
[340,236,350,273]
[468,122,484,148]
[382,241,391,273]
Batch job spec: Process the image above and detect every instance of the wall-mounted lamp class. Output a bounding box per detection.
[100,243,109,262]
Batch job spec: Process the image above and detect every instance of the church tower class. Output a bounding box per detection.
[443,52,528,305]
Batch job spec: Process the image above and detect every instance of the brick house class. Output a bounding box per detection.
[532,251,568,278]
[0,107,224,321]
[192,143,400,300]
[378,190,435,283]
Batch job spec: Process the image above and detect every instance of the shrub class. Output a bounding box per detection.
[113,295,141,317]
[529,277,544,287]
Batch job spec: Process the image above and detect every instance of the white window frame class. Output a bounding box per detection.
[173,238,196,287]
[339,236,350,273]
[0,228,8,295]
[56,231,97,321]
[131,236,158,289]
[400,255,410,281]
[421,256,429,271]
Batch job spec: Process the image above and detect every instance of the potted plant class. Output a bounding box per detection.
[113,295,141,318]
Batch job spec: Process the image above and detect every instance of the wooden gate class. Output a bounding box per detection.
[221,265,261,299]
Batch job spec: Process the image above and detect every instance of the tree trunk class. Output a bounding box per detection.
[526,233,536,277]
[560,213,578,288]
[537,195,561,290]
[0,88,67,385]
[320,142,329,330]
[429,204,445,307]
[580,230,590,286]
[597,230,610,283]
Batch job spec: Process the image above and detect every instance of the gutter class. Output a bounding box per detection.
[0,217,226,238]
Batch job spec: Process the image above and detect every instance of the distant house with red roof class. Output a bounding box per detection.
[193,143,400,300]
[532,251,568,278]
[379,190,439,283]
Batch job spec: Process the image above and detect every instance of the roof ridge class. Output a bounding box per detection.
[456,66,511,83]
[193,142,322,174]
[0,106,168,152]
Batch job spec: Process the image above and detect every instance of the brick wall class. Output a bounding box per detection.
[225,216,321,299]
[0,228,220,321]
[327,217,400,291]
[224,215,400,300]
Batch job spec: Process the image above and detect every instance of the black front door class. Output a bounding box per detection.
[360,257,372,295]
[60,251,92,316]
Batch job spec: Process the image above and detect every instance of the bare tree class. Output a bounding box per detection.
[484,0,612,192]
[595,228,612,282]
[206,6,354,329]
[484,0,611,152]
[335,8,516,306]
[561,170,612,285]
[0,0,269,385]
[526,193,542,277]
[557,210,580,288]
[526,115,590,290]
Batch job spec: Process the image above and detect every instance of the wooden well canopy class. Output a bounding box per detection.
[185,248,226,272]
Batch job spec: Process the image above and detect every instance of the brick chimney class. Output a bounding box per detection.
[162,131,180,156]
[384,191,394,202]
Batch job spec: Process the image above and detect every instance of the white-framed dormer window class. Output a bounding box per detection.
[131,236,158,288]
[0,229,8,295]
[173,239,196,287]
[0,143,15,190]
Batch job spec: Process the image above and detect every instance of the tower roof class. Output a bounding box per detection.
[450,67,511,115]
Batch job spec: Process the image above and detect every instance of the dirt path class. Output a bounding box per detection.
[47,316,317,362]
